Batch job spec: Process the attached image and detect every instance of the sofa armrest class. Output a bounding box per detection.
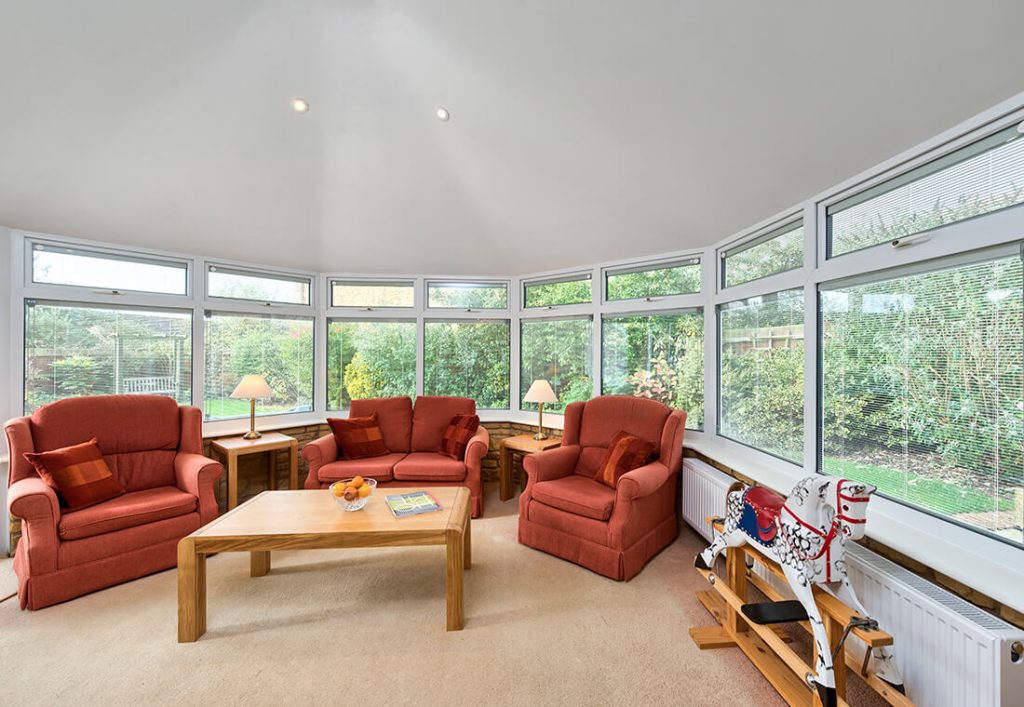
[523,445,580,483]
[616,461,673,502]
[301,434,339,488]
[8,478,60,575]
[465,426,489,471]
[175,453,223,524]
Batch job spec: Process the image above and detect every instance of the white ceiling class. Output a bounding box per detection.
[2,1,1023,276]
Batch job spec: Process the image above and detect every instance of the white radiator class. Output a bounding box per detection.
[681,458,1024,707]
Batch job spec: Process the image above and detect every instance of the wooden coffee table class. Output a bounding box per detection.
[177,487,471,641]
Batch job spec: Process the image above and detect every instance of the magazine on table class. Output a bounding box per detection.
[385,491,442,518]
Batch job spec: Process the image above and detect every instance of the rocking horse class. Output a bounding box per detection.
[695,476,905,707]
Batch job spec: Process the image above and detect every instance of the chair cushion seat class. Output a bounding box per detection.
[532,475,616,521]
[392,452,467,482]
[317,453,406,483]
[58,486,197,541]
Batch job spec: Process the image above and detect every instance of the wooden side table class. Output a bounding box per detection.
[211,432,299,510]
[499,434,561,501]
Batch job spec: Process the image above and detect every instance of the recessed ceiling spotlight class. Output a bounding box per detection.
[436,107,450,122]
[291,98,310,114]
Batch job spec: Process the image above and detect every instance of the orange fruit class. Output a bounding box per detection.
[351,475,365,489]
[357,484,372,498]
[331,484,345,498]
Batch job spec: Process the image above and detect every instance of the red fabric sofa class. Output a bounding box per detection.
[518,395,686,580]
[302,396,489,517]
[4,395,223,610]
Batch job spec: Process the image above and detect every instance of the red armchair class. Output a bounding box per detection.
[518,395,686,580]
[302,396,489,518]
[5,395,223,610]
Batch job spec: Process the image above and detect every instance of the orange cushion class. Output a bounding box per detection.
[593,431,656,488]
[532,475,616,521]
[24,438,125,510]
[58,486,197,540]
[317,453,406,483]
[393,452,467,482]
[328,414,389,459]
[440,414,480,460]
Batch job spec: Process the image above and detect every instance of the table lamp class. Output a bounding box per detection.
[231,374,273,440]
[523,379,558,440]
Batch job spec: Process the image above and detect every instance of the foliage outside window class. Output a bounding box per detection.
[723,223,804,288]
[601,311,704,429]
[207,266,311,305]
[204,312,313,419]
[606,259,701,301]
[424,320,510,408]
[523,275,592,308]
[520,317,593,414]
[427,281,508,309]
[24,301,192,413]
[331,280,414,308]
[820,253,1023,546]
[719,290,804,461]
[326,320,416,410]
[828,123,1024,256]
[31,242,188,295]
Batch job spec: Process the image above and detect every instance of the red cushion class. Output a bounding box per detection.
[58,486,197,540]
[532,475,616,521]
[440,414,480,460]
[594,431,656,488]
[349,397,413,453]
[317,453,406,483]
[392,452,467,482]
[411,397,475,452]
[328,414,389,459]
[24,438,125,510]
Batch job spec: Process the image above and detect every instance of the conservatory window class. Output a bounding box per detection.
[326,319,417,410]
[30,241,189,296]
[423,319,510,408]
[206,265,311,306]
[330,279,415,308]
[426,281,509,310]
[519,316,593,413]
[605,258,701,301]
[522,273,592,308]
[721,221,804,288]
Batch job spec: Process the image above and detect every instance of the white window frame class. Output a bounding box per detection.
[517,312,595,414]
[205,262,314,308]
[520,271,593,312]
[422,316,512,410]
[718,215,804,291]
[327,277,417,311]
[324,316,418,412]
[424,278,511,312]
[602,254,703,307]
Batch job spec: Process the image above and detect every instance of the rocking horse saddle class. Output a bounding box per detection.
[739,485,786,544]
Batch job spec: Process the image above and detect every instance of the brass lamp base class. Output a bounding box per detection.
[533,432,548,440]
[533,402,547,440]
[243,398,262,440]
[242,430,263,440]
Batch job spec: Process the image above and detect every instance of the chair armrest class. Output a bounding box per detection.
[523,445,580,483]
[9,477,60,525]
[616,461,673,502]
[175,453,223,524]
[300,434,339,488]
[465,426,489,471]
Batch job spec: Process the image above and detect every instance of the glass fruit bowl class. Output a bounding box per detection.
[329,478,377,511]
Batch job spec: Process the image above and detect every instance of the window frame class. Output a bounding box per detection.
[521,271,593,311]
[518,313,594,413]
[719,217,804,290]
[424,279,511,312]
[324,316,418,412]
[328,277,417,310]
[205,262,314,308]
[422,317,512,410]
[602,255,702,305]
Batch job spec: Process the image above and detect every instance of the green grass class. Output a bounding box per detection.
[823,457,1012,515]
[203,398,308,419]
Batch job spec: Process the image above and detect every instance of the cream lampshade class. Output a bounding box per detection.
[230,374,273,440]
[523,379,558,440]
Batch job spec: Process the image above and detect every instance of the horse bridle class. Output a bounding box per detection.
[780,479,869,564]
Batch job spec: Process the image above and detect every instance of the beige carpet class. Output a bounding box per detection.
[0,486,883,706]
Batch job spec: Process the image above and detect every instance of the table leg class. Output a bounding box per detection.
[251,551,271,577]
[289,442,298,490]
[227,452,238,511]
[463,513,472,570]
[177,537,206,642]
[446,527,465,631]
[499,444,511,501]
[268,450,277,491]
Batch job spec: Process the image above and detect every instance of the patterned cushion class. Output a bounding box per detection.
[593,431,656,488]
[439,414,480,461]
[24,438,125,510]
[328,414,389,459]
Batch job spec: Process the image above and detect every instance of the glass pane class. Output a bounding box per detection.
[331,281,414,308]
[207,267,310,305]
[520,318,593,413]
[203,312,314,419]
[719,289,804,461]
[326,320,416,410]
[724,224,804,288]
[31,243,188,295]
[424,320,510,408]
[829,124,1024,256]
[606,260,700,301]
[24,301,192,413]
[427,282,508,309]
[821,254,1023,546]
[524,276,592,308]
[601,311,704,430]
